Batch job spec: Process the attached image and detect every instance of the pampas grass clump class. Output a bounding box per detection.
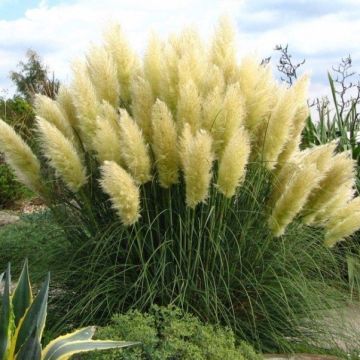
[0,17,357,352]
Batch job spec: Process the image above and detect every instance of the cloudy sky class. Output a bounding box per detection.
[0,0,359,99]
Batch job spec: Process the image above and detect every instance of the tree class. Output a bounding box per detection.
[9,49,59,102]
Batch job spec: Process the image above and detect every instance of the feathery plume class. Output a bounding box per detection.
[180,126,214,207]
[119,109,152,184]
[303,151,356,224]
[100,161,140,225]
[217,127,250,197]
[86,45,120,107]
[104,24,140,105]
[37,117,87,192]
[238,57,274,132]
[210,17,238,84]
[56,85,78,128]
[211,82,245,155]
[176,79,201,132]
[0,119,42,193]
[324,204,360,247]
[269,164,322,237]
[144,32,163,98]
[151,100,179,188]
[131,75,154,142]
[261,87,297,170]
[70,61,99,145]
[202,64,225,97]
[92,112,122,166]
[35,94,75,142]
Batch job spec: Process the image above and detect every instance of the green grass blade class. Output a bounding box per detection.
[0,263,12,360]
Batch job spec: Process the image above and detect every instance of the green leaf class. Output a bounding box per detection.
[42,326,96,360]
[12,259,32,327]
[15,273,50,354]
[45,340,140,360]
[0,273,4,284]
[15,327,41,360]
[0,263,12,360]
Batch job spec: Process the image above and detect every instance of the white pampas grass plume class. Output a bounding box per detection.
[35,94,75,142]
[238,57,274,132]
[324,199,360,247]
[201,86,223,133]
[202,64,225,97]
[131,75,154,142]
[262,87,297,170]
[119,109,152,184]
[211,82,245,155]
[151,100,179,188]
[144,32,163,99]
[303,151,356,224]
[100,160,140,226]
[211,17,238,84]
[217,127,250,197]
[176,78,201,133]
[36,117,87,192]
[104,24,140,104]
[71,61,99,145]
[56,85,78,128]
[180,125,214,207]
[86,45,120,107]
[92,110,122,165]
[0,119,42,193]
[269,163,322,236]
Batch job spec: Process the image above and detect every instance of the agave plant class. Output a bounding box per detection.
[0,260,138,359]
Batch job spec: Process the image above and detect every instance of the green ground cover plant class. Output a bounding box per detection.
[74,305,262,360]
[0,18,358,352]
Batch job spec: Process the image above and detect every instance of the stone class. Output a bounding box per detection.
[0,211,20,226]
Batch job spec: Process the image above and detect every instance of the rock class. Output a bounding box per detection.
[0,211,20,226]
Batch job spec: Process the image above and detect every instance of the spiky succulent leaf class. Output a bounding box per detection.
[42,326,96,359]
[44,340,139,360]
[0,263,13,360]
[12,259,32,327]
[15,273,49,354]
[15,327,41,360]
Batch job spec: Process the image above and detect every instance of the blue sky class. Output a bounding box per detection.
[0,0,359,99]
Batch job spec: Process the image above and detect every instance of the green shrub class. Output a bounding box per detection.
[0,160,26,208]
[75,305,262,360]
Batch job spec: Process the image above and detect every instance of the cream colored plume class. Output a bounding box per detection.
[217,127,250,197]
[92,108,122,166]
[276,76,310,166]
[324,199,360,247]
[119,109,152,184]
[202,64,225,97]
[131,75,154,142]
[104,24,140,104]
[269,163,322,237]
[0,119,42,193]
[56,85,78,127]
[210,16,238,84]
[71,61,99,145]
[180,125,214,207]
[211,83,245,155]
[261,87,297,170]
[86,45,120,107]
[238,57,274,132]
[35,94,75,142]
[36,117,87,192]
[100,160,140,226]
[151,100,179,188]
[201,86,223,133]
[303,151,356,224]
[144,32,163,99]
[176,79,201,133]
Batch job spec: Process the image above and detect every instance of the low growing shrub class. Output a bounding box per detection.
[0,18,357,351]
[75,305,262,360]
